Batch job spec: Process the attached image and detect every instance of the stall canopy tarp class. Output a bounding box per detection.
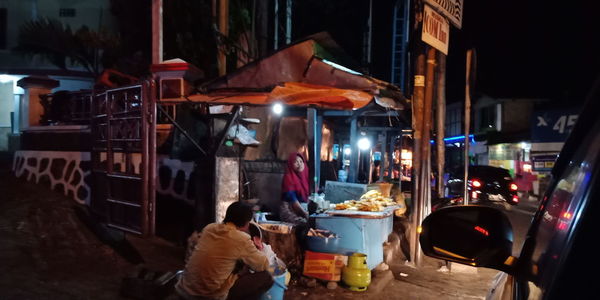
[189,82,372,110]
[187,32,406,111]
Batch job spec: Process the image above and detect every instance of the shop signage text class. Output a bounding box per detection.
[422,5,450,54]
[531,108,581,143]
[532,155,558,172]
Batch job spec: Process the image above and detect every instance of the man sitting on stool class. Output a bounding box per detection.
[176,202,273,300]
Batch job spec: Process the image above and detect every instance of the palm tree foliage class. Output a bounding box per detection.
[14,18,120,77]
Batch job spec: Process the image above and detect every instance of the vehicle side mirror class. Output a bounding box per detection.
[419,205,515,273]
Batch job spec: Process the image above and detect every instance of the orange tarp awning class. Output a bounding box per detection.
[187,82,373,110]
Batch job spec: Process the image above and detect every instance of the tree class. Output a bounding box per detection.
[14,18,120,77]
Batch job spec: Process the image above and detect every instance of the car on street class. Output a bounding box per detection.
[419,79,600,299]
[446,165,519,205]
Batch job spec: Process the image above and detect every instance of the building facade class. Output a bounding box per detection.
[0,0,115,151]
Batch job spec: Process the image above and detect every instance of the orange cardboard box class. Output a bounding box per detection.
[303,250,348,281]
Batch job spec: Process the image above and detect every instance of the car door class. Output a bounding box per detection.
[511,102,600,299]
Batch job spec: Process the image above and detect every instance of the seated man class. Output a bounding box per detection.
[176,202,273,300]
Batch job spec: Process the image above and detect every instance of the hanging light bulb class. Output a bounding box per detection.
[358,137,371,150]
[272,103,283,115]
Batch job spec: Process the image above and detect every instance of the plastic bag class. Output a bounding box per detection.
[260,243,287,276]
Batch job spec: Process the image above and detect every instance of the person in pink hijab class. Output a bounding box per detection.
[279,152,310,224]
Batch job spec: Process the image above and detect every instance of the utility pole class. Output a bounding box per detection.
[218,0,229,76]
[463,49,474,205]
[412,46,436,267]
[409,48,425,267]
[408,0,426,267]
[421,47,436,215]
[151,0,163,64]
[435,52,446,199]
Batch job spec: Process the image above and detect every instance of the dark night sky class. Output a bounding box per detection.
[293,0,600,105]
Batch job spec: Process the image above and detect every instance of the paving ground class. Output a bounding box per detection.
[0,152,524,300]
[283,258,499,300]
[0,153,184,299]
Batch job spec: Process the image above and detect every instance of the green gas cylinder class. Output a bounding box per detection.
[342,253,371,291]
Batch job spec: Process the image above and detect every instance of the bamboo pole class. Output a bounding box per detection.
[218,0,229,76]
[463,49,473,205]
[436,52,446,199]
[151,0,163,64]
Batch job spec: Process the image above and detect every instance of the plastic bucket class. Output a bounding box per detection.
[259,271,288,300]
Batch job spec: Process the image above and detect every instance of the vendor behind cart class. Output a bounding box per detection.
[279,152,310,224]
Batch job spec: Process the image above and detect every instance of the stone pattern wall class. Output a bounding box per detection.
[12,151,91,205]
[12,151,198,206]
[156,155,195,204]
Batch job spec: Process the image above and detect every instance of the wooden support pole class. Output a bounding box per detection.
[463,49,474,205]
[409,50,425,266]
[435,52,446,199]
[152,0,163,64]
[218,0,229,76]
[421,47,436,217]
[307,108,322,193]
[379,132,387,182]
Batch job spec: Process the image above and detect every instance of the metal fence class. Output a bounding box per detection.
[39,90,94,125]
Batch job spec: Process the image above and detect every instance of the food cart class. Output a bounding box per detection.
[306,182,400,270]
[312,208,396,270]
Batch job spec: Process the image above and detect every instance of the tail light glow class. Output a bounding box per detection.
[510,183,518,191]
[512,195,519,203]
[472,179,482,188]
[557,221,568,231]
[557,211,573,231]
[474,226,489,236]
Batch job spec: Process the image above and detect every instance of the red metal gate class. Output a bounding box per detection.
[90,82,156,235]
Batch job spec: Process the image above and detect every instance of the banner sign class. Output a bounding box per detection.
[422,5,450,54]
[531,108,581,143]
[424,0,463,29]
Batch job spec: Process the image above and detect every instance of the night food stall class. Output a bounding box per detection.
[184,33,408,276]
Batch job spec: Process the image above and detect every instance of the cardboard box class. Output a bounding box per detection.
[303,251,348,281]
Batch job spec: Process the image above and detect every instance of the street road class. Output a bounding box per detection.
[499,198,540,256]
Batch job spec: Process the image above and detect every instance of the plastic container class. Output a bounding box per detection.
[259,270,288,300]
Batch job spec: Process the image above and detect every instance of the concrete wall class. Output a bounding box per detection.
[0,81,13,126]
[0,127,9,151]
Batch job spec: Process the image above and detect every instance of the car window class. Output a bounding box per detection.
[526,119,600,297]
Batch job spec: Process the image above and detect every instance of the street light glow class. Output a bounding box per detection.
[358,137,371,150]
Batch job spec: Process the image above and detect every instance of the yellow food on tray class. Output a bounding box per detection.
[335,203,349,210]
[333,190,397,212]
